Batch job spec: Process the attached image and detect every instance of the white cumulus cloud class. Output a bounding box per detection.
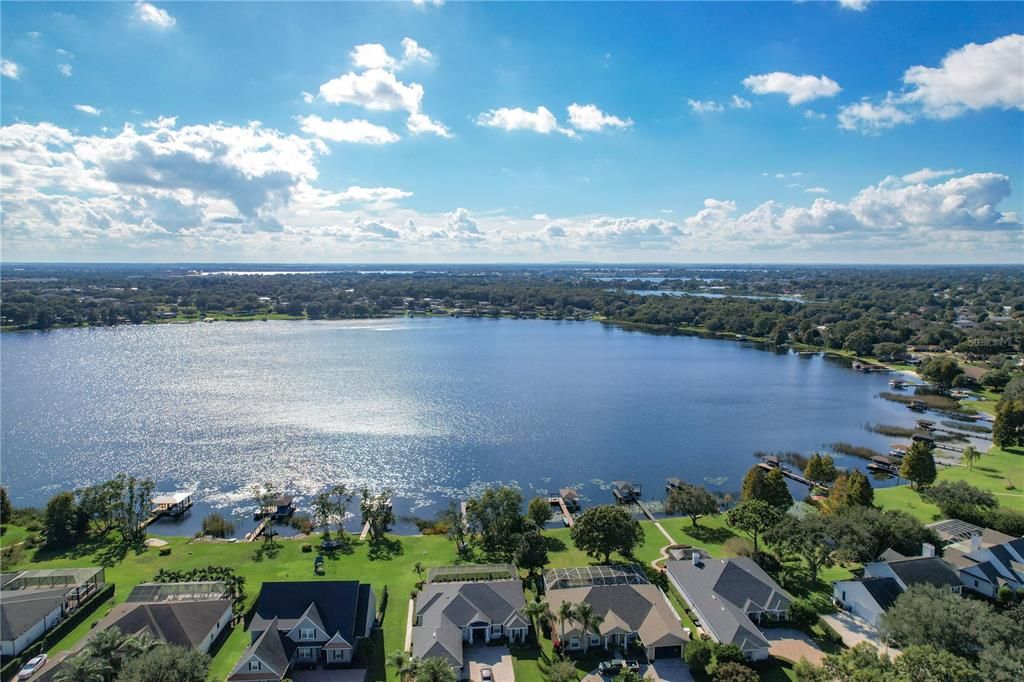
[839,34,1024,134]
[74,104,101,115]
[743,72,842,105]
[134,2,176,29]
[688,99,724,113]
[2,59,21,80]
[730,95,752,109]
[567,103,632,131]
[298,115,400,144]
[901,168,962,184]
[839,0,871,11]
[476,106,575,136]
[58,64,73,78]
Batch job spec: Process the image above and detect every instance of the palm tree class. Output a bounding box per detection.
[414,656,457,682]
[387,650,419,681]
[524,599,551,641]
[84,626,128,673]
[573,603,604,653]
[557,601,576,647]
[962,445,980,470]
[413,561,425,581]
[54,655,111,682]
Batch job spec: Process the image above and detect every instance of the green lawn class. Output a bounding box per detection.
[876,444,1024,521]
[6,533,460,682]
[0,524,33,547]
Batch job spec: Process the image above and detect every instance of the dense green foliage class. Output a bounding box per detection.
[993,399,1024,447]
[664,482,719,526]
[3,266,1021,365]
[725,499,782,553]
[569,504,643,562]
[900,441,937,489]
[828,470,874,508]
[465,486,528,559]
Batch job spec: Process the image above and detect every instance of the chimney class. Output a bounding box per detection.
[969,533,982,552]
[692,552,702,567]
[921,542,935,558]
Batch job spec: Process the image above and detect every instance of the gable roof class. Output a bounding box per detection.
[100,600,230,650]
[251,581,371,644]
[228,617,289,682]
[546,581,688,649]
[0,588,66,641]
[416,580,526,630]
[413,579,527,666]
[666,558,792,651]
[859,577,903,612]
[886,557,962,590]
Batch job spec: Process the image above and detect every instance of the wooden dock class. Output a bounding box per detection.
[635,499,657,523]
[244,517,270,542]
[758,461,830,491]
[547,496,575,527]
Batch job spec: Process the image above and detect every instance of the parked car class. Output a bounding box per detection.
[18,654,48,680]
[480,667,493,682]
[623,660,641,672]
[598,659,625,674]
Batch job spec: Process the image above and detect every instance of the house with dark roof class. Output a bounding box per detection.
[546,565,688,661]
[0,568,105,657]
[228,581,375,682]
[32,582,232,682]
[412,577,528,677]
[666,557,789,662]
[942,531,1024,599]
[833,549,963,628]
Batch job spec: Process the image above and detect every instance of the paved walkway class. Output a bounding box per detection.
[821,612,901,657]
[761,628,827,665]
[403,598,415,652]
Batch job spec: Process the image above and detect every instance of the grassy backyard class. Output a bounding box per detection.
[876,443,1024,520]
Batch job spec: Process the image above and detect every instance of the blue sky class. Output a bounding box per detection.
[1,1,1022,263]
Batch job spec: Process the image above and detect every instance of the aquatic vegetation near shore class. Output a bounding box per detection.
[831,442,885,460]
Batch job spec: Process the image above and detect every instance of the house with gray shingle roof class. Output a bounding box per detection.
[942,530,1024,599]
[666,557,791,662]
[0,568,105,658]
[412,577,528,677]
[228,581,375,682]
[545,565,688,661]
[833,548,963,629]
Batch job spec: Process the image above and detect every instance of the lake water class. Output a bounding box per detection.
[1,318,919,536]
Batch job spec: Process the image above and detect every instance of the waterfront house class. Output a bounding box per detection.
[937,525,1024,599]
[228,581,375,682]
[666,557,790,662]
[833,548,963,627]
[255,495,296,520]
[545,565,688,660]
[0,568,105,657]
[34,582,232,681]
[411,569,529,677]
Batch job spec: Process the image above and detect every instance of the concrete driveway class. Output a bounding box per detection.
[290,668,368,682]
[761,628,827,665]
[582,660,695,682]
[467,645,514,682]
[821,612,901,657]
[645,659,696,682]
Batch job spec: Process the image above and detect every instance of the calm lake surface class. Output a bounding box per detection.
[1,318,918,536]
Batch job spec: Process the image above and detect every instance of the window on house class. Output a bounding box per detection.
[248,660,261,671]
[333,649,347,660]
[570,637,580,649]
[300,628,315,640]
[591,634,600,645]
